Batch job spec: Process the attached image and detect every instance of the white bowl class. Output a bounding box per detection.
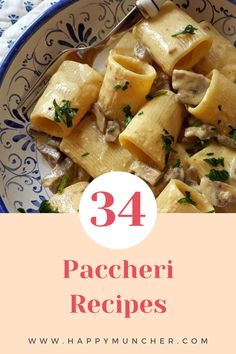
[0,0,236,212]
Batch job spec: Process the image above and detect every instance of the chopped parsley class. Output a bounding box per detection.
[203,157,224,167]
[122,105,133,127]
[53,99,78,128]
[162,129,176,164]
[206,169,229,182]
[81,152,90,157]
[57,175,69,194]
[113,81,130,91]
[229,125,236,142]
[173,159,181,168]
[146,90,167,101]
[39,200,59,213]
[123,116,132,127]
[178,191,197,206]
[206,152,214,156]
[207,210,215,213]
[113,83,122,90]
[18,208,26,213]
[172,24,198,37]
[138,111,144,116]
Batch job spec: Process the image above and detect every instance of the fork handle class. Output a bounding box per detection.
[136,0,166,18]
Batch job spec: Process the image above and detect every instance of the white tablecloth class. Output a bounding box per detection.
[0,0,59,63]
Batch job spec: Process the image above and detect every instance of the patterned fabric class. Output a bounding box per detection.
[0,0,58,62]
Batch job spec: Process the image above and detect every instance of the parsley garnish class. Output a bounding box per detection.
[146,90,167,101]
[39,200,59,213]
[178,191,197,206]
[57,175,69,194]
[206,152,214,156]
[162,129,176,164]
[113,83,122,90]
[203,157,224,167]
[18,208,26,213]
[113,81,130,91]
[122,105,133,127]
[123,105,133,118]
[229,126,236,142]
[138,111,144,116]
[81,152,90,157]
[123,117,132,127]
[206,169,229,182]
[172,24,198,37]
[173,159,181,168]
[207,210,215,213]
[53,99,78,128]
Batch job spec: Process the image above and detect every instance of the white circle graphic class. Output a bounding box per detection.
[79,171,157,249]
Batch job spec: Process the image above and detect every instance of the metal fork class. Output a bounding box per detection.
[19,0,166,113]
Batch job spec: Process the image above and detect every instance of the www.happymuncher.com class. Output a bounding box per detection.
[27,337,208,345]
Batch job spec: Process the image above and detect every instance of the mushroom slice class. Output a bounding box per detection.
[49,181,88,213]
[217,134,236,150]
[105,120,121,142]
[38,144,62,167]
[134,43,152,63]
[42,157,78,192]
[172,70,210,106]
[200,176,236,208]
[184,124,217,140]
[163,166,185,183]
[155,70,171,91]
[92,103,107,133]
[229,157,236,182]
[185,166,200,186]
[130,160,162,186]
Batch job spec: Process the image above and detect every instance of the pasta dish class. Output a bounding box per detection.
[25,1,236,213]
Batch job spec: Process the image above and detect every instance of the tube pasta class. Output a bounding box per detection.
[30,61,103,138]
[156,179,214,213]
[111,32,138,57]
[189,143,236,185]
[188,70,236,135]
[60,114,134,178]
[97,54,156,121]
[119,91,187,171]
[49,182,88,213]
[194,21,236,83]
[133,1,212,75]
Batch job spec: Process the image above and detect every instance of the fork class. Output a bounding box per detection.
[19,0,167,113]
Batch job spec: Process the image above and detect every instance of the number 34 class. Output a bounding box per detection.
[91,191,146,227]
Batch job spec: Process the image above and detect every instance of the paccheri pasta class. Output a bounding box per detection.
[28,1,236,213]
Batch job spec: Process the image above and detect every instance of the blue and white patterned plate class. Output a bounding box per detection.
[0,0,236,212]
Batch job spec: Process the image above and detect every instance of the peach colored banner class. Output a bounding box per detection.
[1,214,235,353]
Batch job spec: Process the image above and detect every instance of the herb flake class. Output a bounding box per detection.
[53,99,78,128]
[146,90,167,101]
[173,159,181,168]
[229,126,236,142]
[178,191,197,206]
[203,157,224,167]
[122,105,133,127]
[57,175,69,194]
[39,200,59,213]
[162,129,176,164]
[172,24,198,37]
[81,152,90,157]
[18,208,26,213]
[206,169,229,182]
